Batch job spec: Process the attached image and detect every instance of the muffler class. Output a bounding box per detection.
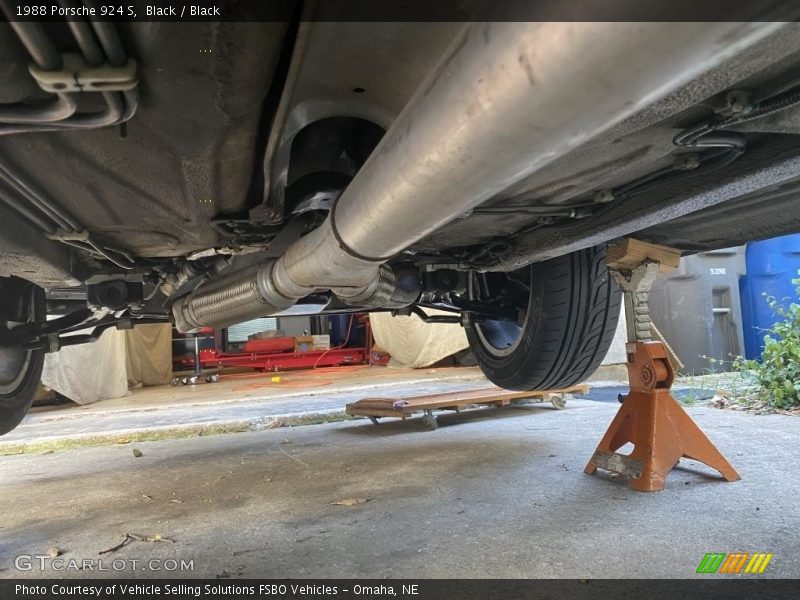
[173,21,780,332]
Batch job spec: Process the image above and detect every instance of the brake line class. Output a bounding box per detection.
[0,1,136,134]
[0,157,135,269]
[0,10,137,268]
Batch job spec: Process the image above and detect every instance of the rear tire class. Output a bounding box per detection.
[465,245,620,391]
[0,348,44,435]
[0,278,45,436]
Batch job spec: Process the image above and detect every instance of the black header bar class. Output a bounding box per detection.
[3,0,800,22]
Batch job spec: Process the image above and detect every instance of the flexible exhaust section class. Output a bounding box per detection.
[173,262,293,332]
[172,21,781,332]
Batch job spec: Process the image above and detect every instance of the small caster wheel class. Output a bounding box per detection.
[188,375,199,385]
[170,377,181,386]
[550,394,567,410]
[180,377,190,385]
[369,416,380,425]
[421,412,438,431]
[206,374,219,383]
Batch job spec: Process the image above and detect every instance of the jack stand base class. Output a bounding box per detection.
[584,341,740,492]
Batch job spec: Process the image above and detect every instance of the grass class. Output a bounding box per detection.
[675,367,800,415]
[0,412,355,456]
[676,369,757,402]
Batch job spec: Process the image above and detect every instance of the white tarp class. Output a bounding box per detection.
[42,327,129,405]
[369,309,469,368]
[41,323,173,405]
[125,323,173,387]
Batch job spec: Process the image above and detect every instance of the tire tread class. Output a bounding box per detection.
[466,245,621,391]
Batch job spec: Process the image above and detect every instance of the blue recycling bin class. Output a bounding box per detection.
[739,234,800,359]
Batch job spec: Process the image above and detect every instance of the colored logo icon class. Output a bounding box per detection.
[696,552,773,574]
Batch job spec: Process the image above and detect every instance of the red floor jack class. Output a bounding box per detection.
[584,239,740,492]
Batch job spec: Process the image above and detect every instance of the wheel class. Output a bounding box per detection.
[205,374,218,384]
[465,245,621,391]
[170,377,181,386]
[421,412,438,431]
[550,394,567,410]
[0,279,45,436]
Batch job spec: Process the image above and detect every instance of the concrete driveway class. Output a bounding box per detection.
[0,399,797,579]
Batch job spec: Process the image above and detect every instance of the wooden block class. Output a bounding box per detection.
[606,238,681,274]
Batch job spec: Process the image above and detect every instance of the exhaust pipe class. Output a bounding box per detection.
[173,21,780,332]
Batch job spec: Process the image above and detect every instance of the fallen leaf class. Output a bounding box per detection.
[46,546,61,558]
[280,438,292,445]
[142,494,152,500]
[332,498,370,506]
[132,448,143,458]
[41,450,54,455]
[169,499,183,503]
[117,438,131,445]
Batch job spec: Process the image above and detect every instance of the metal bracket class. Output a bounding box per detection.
[44,229,90,242]
[211,219,280,244]
[45,333,60,354]
[610,260,660,343]
[29,54,138,93]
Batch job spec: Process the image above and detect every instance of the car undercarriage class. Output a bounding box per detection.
[2,11,800,434]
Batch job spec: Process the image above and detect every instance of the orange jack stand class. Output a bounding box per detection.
[584,340,740,491]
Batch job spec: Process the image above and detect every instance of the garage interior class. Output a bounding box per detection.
[2,236,799,579]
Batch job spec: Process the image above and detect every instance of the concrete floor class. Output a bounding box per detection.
[1,397,797,579]
[2,365,631,448]
[2,366,490,445]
